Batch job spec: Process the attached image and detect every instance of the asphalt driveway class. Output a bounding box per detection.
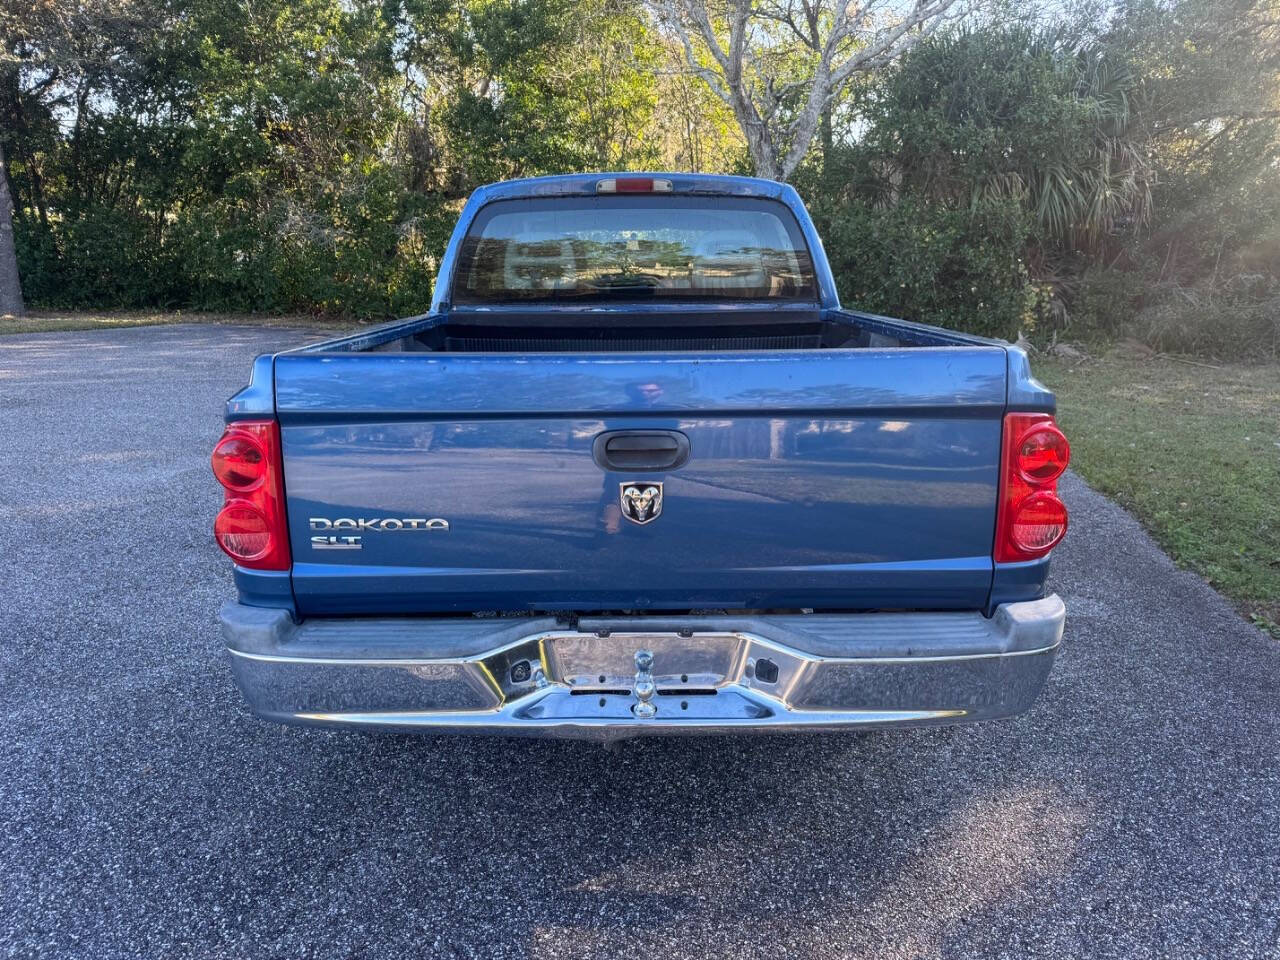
[2,324,1277,959]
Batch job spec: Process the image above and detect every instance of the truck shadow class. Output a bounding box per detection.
[241,723,1085,958]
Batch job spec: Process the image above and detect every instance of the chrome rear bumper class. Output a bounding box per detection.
[221,597,1064,741]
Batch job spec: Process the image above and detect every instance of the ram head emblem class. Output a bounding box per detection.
[619,483,663,525]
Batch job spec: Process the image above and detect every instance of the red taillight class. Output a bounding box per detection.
[211,420,290,570]
[995,413,1070,562]
[1009,491,1070,553]
[214,502,273,560]
[1016,423,1070,484]
[211,432,267,491]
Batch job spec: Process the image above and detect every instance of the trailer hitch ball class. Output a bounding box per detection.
[633,649,657,719]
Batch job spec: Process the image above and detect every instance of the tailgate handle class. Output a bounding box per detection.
[593,430,690,472]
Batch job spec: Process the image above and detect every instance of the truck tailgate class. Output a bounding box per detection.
[274,348,1007,614]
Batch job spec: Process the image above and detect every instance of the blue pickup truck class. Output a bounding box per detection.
[213,173,1070,740]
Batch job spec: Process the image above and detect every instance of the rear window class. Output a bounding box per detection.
[452,196,818,303]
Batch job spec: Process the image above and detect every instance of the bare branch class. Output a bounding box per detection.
[755,1,819,51]
[650,0,972,180]
[655,0,734,105]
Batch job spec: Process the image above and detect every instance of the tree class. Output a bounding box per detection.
[851,26,1152,260]
[0,0,152,313]
[0,141,22,314]
[1107,0,1280,284]
[654,0,967,180]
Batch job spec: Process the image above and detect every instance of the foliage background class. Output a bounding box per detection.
[3,0,1278,355]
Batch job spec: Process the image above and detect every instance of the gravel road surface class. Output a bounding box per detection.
[2,324,1277,959]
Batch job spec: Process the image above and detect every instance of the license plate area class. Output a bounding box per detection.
[542,631,747,693]
[482,630,797,723]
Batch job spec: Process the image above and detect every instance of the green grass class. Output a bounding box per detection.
[1036,355,1280,636]
[0,310,346,336]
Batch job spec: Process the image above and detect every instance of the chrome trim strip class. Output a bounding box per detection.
[294,708,967,727]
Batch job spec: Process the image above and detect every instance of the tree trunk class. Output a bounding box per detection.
[739,107,780,180]
[2,66,48,228]
[747,134,780,180]
[820,105,833,181]
[0,141,26,317]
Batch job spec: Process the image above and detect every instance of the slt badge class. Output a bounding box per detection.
[620,483,663,525]
[309,516,449,551]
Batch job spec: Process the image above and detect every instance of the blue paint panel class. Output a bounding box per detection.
[233,567,296,612]
[274,347,1008,420]
[1006,345,1057,413]
[990,557,1052,611]
[280,407,1003,614]
[225,354,275,420]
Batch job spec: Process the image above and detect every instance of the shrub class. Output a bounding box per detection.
[1129,285,1280,360]
[1064,267,1146,341]
[808,195,1039,341]
[16,207,182,309]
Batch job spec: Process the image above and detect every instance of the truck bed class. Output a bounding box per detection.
[302,305,994,355]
